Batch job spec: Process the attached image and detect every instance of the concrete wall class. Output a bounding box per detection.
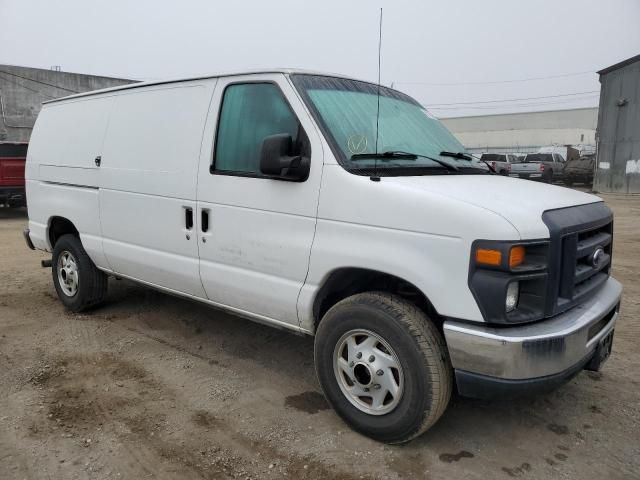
[441,107,598,154]
[0,65,134,142]
[594,56,640,194]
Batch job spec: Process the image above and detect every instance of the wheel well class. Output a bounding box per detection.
[48,217,79,248]
[313,268,440,330]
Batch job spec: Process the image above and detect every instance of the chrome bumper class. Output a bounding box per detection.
[443,277,622,380]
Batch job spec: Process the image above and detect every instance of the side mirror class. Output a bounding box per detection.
[260,134,310,181]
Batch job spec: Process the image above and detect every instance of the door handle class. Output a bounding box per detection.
[201,209,209,233]
[185,207,193,230]
[94,155,102,167]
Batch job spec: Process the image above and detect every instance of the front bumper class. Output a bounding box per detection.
[443,277,622,398]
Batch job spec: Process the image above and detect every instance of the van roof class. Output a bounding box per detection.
[42,68,363,105]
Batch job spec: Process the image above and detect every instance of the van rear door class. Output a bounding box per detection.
[99,82,215,297]
[26,97,113,260]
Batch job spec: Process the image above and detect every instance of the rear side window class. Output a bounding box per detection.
[213,83,300,174]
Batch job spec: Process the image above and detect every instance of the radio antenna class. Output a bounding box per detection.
[372,7,383,182]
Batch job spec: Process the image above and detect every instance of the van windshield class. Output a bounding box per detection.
[291,75,488,175]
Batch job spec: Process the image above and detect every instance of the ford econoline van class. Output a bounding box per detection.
[23,70,621,443]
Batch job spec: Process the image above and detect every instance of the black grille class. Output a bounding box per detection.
[558,221,612,308]
[542,203,613,316]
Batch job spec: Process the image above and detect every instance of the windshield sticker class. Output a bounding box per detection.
[347,134,368,154]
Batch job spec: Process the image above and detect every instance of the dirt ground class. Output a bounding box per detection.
[1,192,639,480]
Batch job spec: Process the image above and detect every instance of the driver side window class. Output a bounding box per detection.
[213,83,301,175]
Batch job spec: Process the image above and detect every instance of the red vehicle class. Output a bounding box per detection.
[0,142,28,208]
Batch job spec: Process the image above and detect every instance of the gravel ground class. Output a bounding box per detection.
[1,192,639,480]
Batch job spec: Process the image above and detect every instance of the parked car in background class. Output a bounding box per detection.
[564,154,595,187]
[510,152,565,183]
[0,142,28,207]
[539,145,580,163]
[479,153,519,175]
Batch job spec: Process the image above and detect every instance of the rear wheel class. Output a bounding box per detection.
[52,234,108,312]
[314,292,452,443]
[543,168,553,183]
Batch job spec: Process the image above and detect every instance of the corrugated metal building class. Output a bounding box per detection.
[0,65,133,142]
[593,54,640,194]
[441,107,598,155]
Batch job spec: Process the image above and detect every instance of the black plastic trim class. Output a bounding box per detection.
[468,239,549,324]
[542,202,613,316]
[23,228,35,250]
[455,353,594,400]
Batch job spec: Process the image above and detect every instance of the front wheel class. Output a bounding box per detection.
[314,292,452,443]
[52,234,108,312]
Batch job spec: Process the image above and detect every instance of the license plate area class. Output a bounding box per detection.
[585,329,614,371]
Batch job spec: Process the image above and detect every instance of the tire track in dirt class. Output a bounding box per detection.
[47,313,174,479]
[28,314,376,480]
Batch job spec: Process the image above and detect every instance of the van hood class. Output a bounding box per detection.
[385,175,602,239]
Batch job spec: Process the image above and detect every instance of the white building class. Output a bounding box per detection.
[441,107,598,154]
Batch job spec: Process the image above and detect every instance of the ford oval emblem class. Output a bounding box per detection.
[590,247,605,269]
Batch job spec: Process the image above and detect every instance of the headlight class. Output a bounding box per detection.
[469,240,549,324]
[505,281,519,312]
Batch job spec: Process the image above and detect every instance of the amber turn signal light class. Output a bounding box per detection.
[509,246,525,268]
[475,248,502,266]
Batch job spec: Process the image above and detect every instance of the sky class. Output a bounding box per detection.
[1,0,638,117]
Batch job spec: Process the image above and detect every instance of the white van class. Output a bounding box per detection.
[24,70,622,443]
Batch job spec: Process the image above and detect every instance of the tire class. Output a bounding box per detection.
[543,169,553,183]
[52,234,108,312]
[499,169,508,176]
[564,178,574,187]
[314,292,452,444]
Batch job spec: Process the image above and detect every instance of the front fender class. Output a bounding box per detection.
[297,219,484,332]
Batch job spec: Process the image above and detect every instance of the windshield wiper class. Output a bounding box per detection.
[440,150,496,173]
[351,151,459,172]
[440,151,473,160]
[351,151,417,161]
